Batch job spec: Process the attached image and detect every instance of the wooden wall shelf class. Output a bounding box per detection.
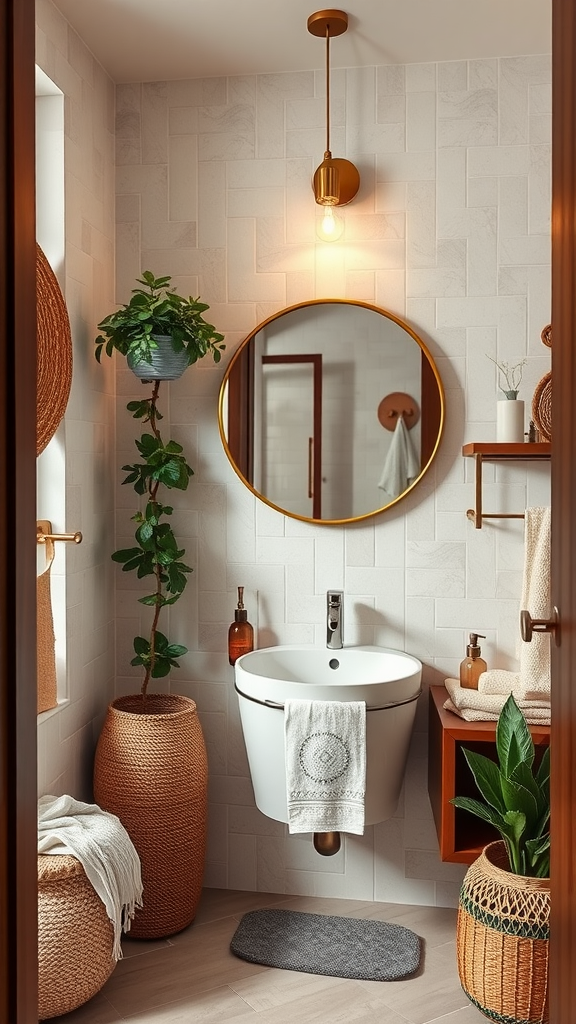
[462,442,551,528]
[428,684,550,863]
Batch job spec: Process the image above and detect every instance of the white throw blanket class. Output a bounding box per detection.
[38,794,143,960]
[378,415,420,499]
[443,678,550,725]
[284,700,366,835]
[478,506,551,701]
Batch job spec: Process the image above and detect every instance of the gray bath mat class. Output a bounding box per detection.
[230,908,421,981]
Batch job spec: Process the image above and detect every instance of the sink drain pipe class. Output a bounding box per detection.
[313,831,341,856]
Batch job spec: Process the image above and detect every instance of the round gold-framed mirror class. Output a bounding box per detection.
[218,299,444,525]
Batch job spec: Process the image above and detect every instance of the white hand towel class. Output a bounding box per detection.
[477,668,522,695]
[378,415,420,499]
[284,699,366,835]
[518,506,551,700]
[443,697,550,725]
[38,794,143,960]
[445,678,550,713]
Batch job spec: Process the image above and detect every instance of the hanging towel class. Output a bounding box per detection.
[519,506,551,700]
[37,545,58,715]
[38,794,143,960]
[284,700,366,835]
[443,678,550,725]
[377,415,420,499]
[477,506,551,701]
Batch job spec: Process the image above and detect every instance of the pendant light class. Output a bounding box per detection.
[307,9,360,223]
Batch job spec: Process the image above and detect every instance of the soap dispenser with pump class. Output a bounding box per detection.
[459,633,487,689]
[228,586,254,667]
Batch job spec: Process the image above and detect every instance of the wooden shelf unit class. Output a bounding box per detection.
[428,684,550,864]
[462,441,551,528]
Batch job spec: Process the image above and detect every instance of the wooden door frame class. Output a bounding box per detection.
[261,354,323,519]
[2,1,576,1021]
[0,0,38,1021]
[550,0,576,1019]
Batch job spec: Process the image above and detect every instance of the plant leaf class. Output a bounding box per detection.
[500,775,539,832]
[497,694,534,777]
[460,748,507,814]
[111,547,141,564]
[450,795,507,831]
[133,636,150,656]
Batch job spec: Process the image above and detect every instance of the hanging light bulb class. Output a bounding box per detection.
[308,9,359,229]
[317,205,344,242]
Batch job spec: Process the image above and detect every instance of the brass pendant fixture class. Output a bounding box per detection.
[308,9,360,210]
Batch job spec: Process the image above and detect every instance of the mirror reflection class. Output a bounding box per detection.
[218,300,444,524]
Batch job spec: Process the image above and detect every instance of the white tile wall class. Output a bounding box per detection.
[112,53,551,907]
[36,1,551,908]
[36,1,116,799]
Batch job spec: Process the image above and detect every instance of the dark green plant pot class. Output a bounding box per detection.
[127,334,189,383]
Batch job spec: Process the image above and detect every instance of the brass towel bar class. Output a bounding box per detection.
[462,443,551,529]
[37,520,83,546]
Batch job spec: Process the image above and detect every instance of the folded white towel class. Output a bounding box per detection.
[38,794,143,960]
[443,679,550,724]
[477,668,522,695]
[284,700,366,835]
[443,697,550,725]
[378,415,420,499]
[518,506,551,700]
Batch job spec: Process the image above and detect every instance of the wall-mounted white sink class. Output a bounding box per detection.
[234,644,422,827]
[235,644,422,707]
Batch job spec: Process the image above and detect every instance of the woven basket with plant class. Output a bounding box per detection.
[451,693,550,1024]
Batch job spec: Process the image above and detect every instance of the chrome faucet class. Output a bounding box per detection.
[326,590,344,649]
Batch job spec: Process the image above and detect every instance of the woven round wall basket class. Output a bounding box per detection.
[93,693,208,939]
[36,243,73,456]
[532,371,552,442]
[457,841,549,1024]
[38,854,115,1020]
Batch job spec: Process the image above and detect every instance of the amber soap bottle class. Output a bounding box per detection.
[228,586,254,666]
[459,633,487,689]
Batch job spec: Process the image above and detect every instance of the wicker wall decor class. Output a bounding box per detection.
[38,854,115,1020]
[93,694,208,939]
[457,841,549,1024]
[532,324,552,442]
[36,243,73,456]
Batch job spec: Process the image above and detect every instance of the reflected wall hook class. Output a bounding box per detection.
[377,392,420,431]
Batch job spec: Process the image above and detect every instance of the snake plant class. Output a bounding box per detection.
[451,693,550,877]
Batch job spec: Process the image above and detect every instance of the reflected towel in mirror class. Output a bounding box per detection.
[378,414,419,499]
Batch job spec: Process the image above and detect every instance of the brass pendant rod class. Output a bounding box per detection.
[325,25,331,156]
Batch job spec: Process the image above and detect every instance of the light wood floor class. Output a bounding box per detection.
[48,889,486,1024]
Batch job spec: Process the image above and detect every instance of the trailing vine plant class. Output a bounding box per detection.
[95,273,225,698]
[114,382,193,696]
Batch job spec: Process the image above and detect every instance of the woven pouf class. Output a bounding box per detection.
[457,841,549,1024]
[38,854,115,1021]
[93,694,208,939]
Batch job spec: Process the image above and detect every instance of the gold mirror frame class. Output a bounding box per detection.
[218,299,445,526]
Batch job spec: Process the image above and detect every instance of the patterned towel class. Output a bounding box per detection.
[284,700,366,835]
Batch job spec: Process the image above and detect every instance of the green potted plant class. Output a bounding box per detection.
[451,694,550,1024]
[93,271,225,940]
[95,269,225,382]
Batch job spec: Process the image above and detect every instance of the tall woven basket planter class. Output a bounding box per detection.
[94,693,208,939]
[457,841,549,1024]
[38,854,115,1020]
